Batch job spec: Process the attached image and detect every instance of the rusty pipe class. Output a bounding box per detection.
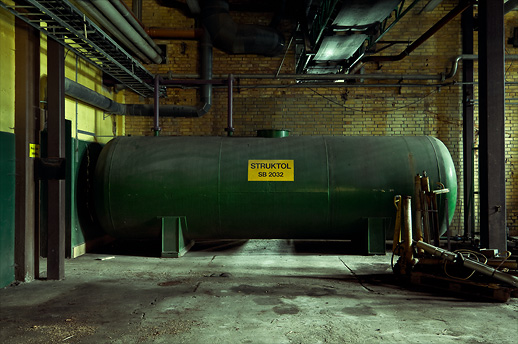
[145,27,204,39]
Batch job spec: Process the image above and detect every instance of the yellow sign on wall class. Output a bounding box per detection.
[29,143,40,158]
[248,160,294,181]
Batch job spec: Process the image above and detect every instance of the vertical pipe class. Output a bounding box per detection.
[46,38,66,280]
[199,31,213,116]
[445,198,451,251]
[414,175,424,254]
[478,0,507,251]
[153,75,160,136]
[226,74,234,136]
[132,0,142,21]
[461,6,475,241]
[14,18,39,282]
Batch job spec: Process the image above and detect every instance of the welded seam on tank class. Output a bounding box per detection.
[106,138,119,233]
[425,136,442,185]
[323,137,331,227]
[217,138,223,236]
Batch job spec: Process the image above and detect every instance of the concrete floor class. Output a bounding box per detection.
[1,239,517,344]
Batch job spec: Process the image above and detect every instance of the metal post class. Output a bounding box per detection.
[226,74,234,136]
[47,38,66,280]
[461,5,474,241]
[478,0,507,252]
[445,198,450,251]
[153,75,161,136]
[14,18,39,282]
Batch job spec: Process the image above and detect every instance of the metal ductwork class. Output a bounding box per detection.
[199,0,285,56]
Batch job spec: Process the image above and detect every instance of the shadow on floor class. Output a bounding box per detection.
[89,239,388,257]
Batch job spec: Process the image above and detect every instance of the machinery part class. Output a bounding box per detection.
[93,136,457,241]
[392,195,402,252]
[416,241,518,288]
[256,129,290,138]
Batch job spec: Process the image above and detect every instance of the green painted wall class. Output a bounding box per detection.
[0,131,15,288]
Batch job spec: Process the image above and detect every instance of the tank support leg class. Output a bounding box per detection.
[160,216,194,258]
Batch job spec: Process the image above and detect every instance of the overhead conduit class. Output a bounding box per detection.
[81,0,163,64]
[74,0,154,64]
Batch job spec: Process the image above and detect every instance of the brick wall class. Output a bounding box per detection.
[123,0,518,237]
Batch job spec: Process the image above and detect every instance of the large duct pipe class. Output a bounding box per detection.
[64,31,213,118]
[89,0,163,64]
[200,0,285,56]
[64,78,206,117]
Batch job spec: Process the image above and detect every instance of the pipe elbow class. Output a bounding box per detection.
[197,102,212,117]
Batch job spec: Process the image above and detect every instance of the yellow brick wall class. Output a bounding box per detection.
[122,0,518,236]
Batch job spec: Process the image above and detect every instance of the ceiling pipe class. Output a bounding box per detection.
[159,73,445,81]
[74,0,153,64]
[108,0,163,57]
[89,0,163,64]
[146,27,205,39]
[445,54,518,80]
[199,0,285,56]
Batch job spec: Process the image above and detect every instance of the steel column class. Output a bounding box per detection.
[14,18,39,282]
[461,6,474,240]
[46,38,66,280]
[153,75,160,136]
[478,0,506,251]
[226,75,234,136]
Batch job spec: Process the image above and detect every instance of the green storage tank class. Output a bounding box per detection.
[93,136,457,241]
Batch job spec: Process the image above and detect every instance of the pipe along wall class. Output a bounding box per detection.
[92,135,457,242]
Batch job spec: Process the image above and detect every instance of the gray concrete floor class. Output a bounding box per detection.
[1,239,517,344]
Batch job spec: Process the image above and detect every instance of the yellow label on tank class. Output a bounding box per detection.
[29,143,40,158]
[248,160,294,181]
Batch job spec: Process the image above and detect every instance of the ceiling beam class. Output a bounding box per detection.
[421,0,444,13]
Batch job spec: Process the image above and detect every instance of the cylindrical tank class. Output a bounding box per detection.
[93,136,457,240]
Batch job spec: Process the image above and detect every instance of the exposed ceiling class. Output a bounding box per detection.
[2,0,517,95]
[295,0,406,74]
